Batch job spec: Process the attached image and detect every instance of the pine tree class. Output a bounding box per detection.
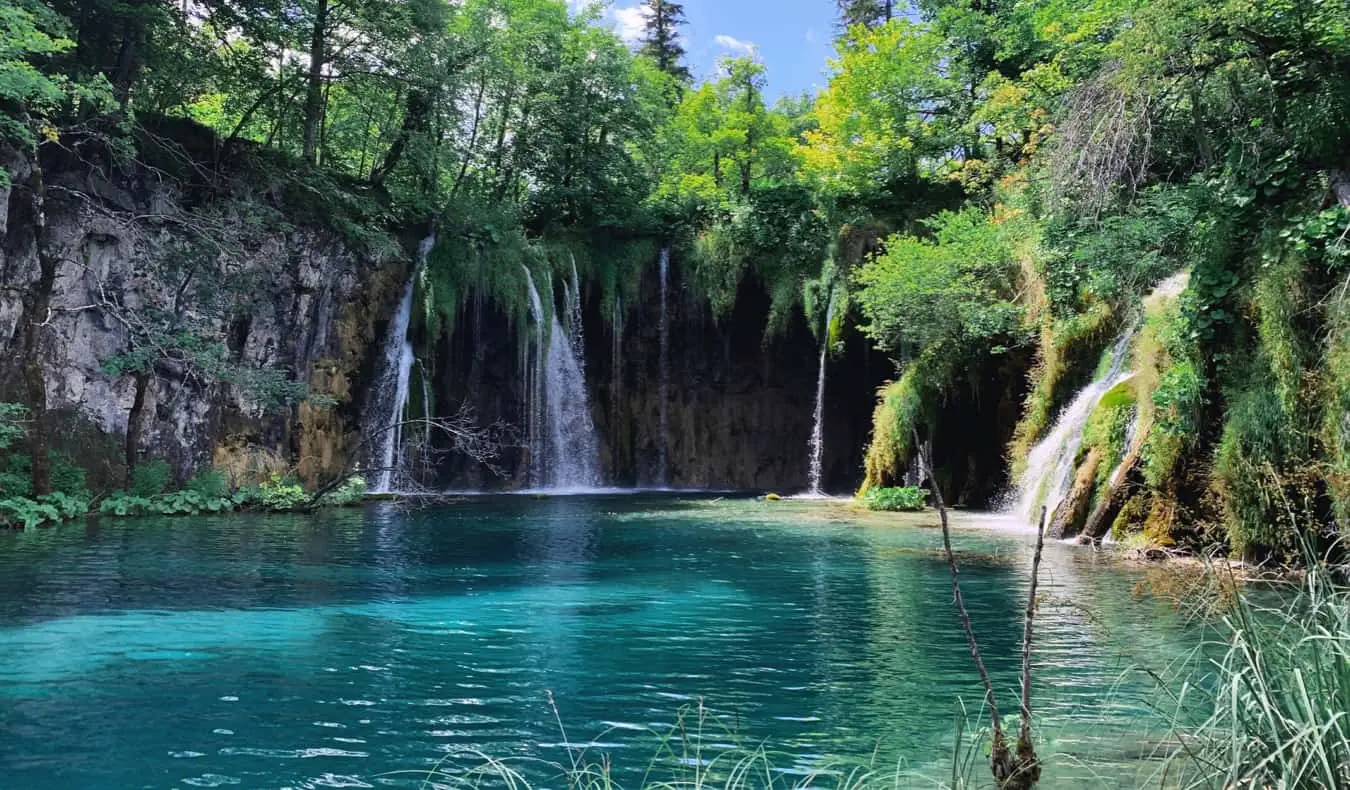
[639,0,691,83]
[835,0,895,32]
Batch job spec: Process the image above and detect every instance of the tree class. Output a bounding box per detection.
[638,0,690,83]
[836,0,894,33]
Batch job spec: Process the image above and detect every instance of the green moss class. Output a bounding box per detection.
[1253,253,1307,418]
[1324,308,1350,522]
[859,368,927,495]
[1212,370,1301,557]
[1008,301,1114,477]
[1109,493,1149,541]
[1082,379,1137,501]
[1136,296,1204,492]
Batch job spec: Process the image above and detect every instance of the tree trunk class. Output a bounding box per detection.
[125,370,150,482]
[301,0,329,166]
[371,89,433,187]
[15,168,59,496]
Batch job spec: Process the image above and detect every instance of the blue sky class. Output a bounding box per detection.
[591,0,839,101]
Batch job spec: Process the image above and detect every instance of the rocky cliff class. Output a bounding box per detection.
[0,133,405,490]
[0,134,886,495]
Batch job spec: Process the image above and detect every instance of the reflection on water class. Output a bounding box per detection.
[0,496,1199,789]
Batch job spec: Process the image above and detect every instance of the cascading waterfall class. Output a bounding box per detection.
[522,266,547,485]
[806,294,836,496]
[657,248,671,485]
[1012,324,1137,524]
[367,230,436,494]
[522,266,602,489]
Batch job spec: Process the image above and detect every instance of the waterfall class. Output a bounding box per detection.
[522,266,547,485]
[806,295,836,496]
[367,230,436,494]
[1012,324,1137,524]
[522,266,603,490]
[657,248,671,485]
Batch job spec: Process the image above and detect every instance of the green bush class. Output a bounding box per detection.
[0,453,89,498]
[99,492,157,517]
[318,475,367,507]
[259,474,307,511]
[862,486,928,512]
[100,488,238,517]
[186,467,230,499]
[130,460,174,497]
[0,493,88,528]
[49,453,89,497]
[0,465,31,498]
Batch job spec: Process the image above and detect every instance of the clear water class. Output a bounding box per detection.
[0,498,1199,789]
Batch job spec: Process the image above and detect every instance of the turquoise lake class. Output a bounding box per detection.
[0,496,1201,789]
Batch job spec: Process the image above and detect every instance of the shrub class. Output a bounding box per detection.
[130,460,174,497]
[318,475,366,508]
[186,466,230,500]
[0,463,32,499]
[259,474,307,511]
[1,453,91,498]
[40,492,89,520]
[99,493,157,517]
[99,488,238,517]
[862,486,928,512]
[0,498,61,529]
[49,453,89,498]
[0,493,87,528]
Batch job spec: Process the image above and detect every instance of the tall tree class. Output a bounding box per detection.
[836,0,894,32]
[639,0,690,83]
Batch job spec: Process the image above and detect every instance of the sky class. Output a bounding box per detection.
[585,0,840,101]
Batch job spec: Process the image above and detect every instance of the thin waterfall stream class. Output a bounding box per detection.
[657,248,670,486]
[806,295,836,496]
[366,230,436,494]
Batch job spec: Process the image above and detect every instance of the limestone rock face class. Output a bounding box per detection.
[0,146,402,488]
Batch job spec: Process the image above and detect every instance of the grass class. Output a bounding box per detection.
[1160,554,1350,788]
[386,697,990,790]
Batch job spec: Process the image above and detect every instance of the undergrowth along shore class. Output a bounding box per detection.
[388,557,1350,790]
[0,456,367,529]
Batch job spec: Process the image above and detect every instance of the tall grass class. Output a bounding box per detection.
[383,697,988,790]
[1164,558,1350,788]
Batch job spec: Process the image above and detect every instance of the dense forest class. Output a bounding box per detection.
[2,0,1349,559]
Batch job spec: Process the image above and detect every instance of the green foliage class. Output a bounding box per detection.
[861,486,927,512]
[130,460,173,498]
[0,403,27,451]
[1165,560,1350,789]
[1082,380,1136,490]
[258,474,308,511]
[854,209,1024,358]
[1325,306,1350,523]
[860,368,927,494]
[186,466,231,500]
[0,0,112,151]
[0,492,88,528]
[2,452,87,498]
[1212,372,1307,557]
[318,475,367,507]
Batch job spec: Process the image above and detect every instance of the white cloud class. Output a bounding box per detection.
[805,28,819,44]
[714,34,757,57]
[610,5,649,45]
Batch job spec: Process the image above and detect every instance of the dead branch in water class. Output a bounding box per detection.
[914,428,1042,789]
